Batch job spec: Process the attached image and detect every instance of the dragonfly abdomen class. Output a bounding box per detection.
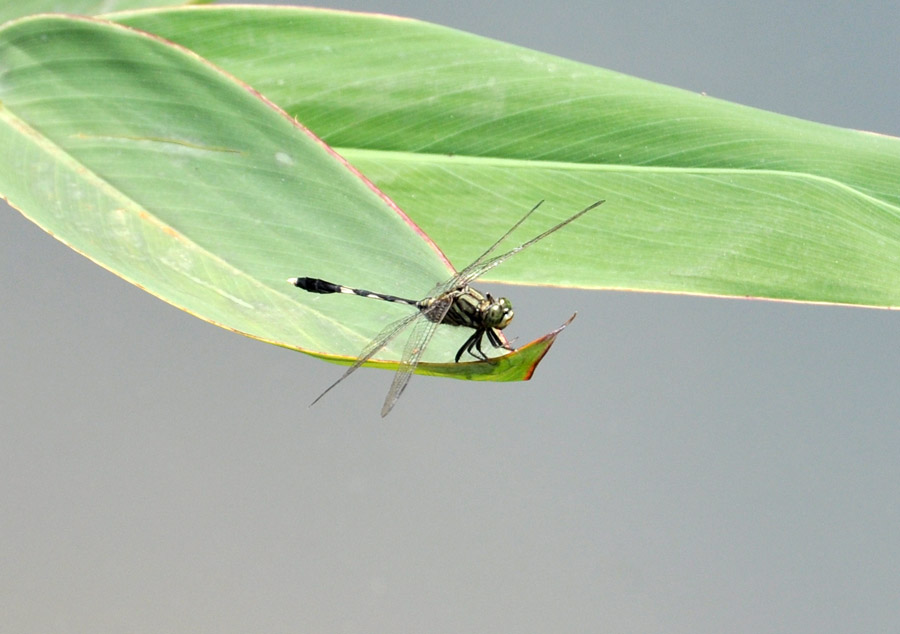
[290,276,418,307]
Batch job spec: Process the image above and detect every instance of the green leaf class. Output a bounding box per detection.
[111,5,900,307]
[0,0,201,25]
[0,14,559,382]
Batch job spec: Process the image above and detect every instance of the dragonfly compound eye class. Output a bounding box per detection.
[485,297,514,329]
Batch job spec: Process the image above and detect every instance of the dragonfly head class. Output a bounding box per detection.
[483,295,514,330]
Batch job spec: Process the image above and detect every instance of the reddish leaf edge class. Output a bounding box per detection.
[1,14,571,385]
[271,313,578,383]
[3,13,455,268]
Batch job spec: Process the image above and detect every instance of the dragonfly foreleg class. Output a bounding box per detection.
[454,327,510,363]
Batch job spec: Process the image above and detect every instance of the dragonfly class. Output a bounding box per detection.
[289,199,604,416]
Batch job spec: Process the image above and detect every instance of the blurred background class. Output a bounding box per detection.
[2,1,899,632]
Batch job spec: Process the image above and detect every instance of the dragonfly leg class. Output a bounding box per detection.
[454,327,513,362]
[471,330,490,360]
[486,327,512,351]
[455,329,488,362]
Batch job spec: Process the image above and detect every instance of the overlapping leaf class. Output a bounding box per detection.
[0,14,553,379]
[112,5,900,306]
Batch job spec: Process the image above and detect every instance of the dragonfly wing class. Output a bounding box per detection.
[380,296,454,417]
[458,200,604,285]
[310,310,421,407]
[453,200,544,281]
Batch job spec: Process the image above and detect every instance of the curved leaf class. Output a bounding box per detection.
[112,5,900,307]
[0,14,553,381]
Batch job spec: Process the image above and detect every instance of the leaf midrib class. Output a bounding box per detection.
[339,146,899,213]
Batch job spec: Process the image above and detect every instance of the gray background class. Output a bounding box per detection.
[3,1,899,632]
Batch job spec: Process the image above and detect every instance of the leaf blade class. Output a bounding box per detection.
[0,14,545,381]
[111,5,900,306]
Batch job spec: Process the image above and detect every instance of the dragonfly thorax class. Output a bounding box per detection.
[433,285,514,331]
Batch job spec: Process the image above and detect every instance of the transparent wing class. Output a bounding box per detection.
[453,200,545,280]
[309,310,422,408]
[457,200,604,285]
[414,201,547,305]
[380,296,454,417]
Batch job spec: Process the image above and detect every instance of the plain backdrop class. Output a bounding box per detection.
[3,1,899,633]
